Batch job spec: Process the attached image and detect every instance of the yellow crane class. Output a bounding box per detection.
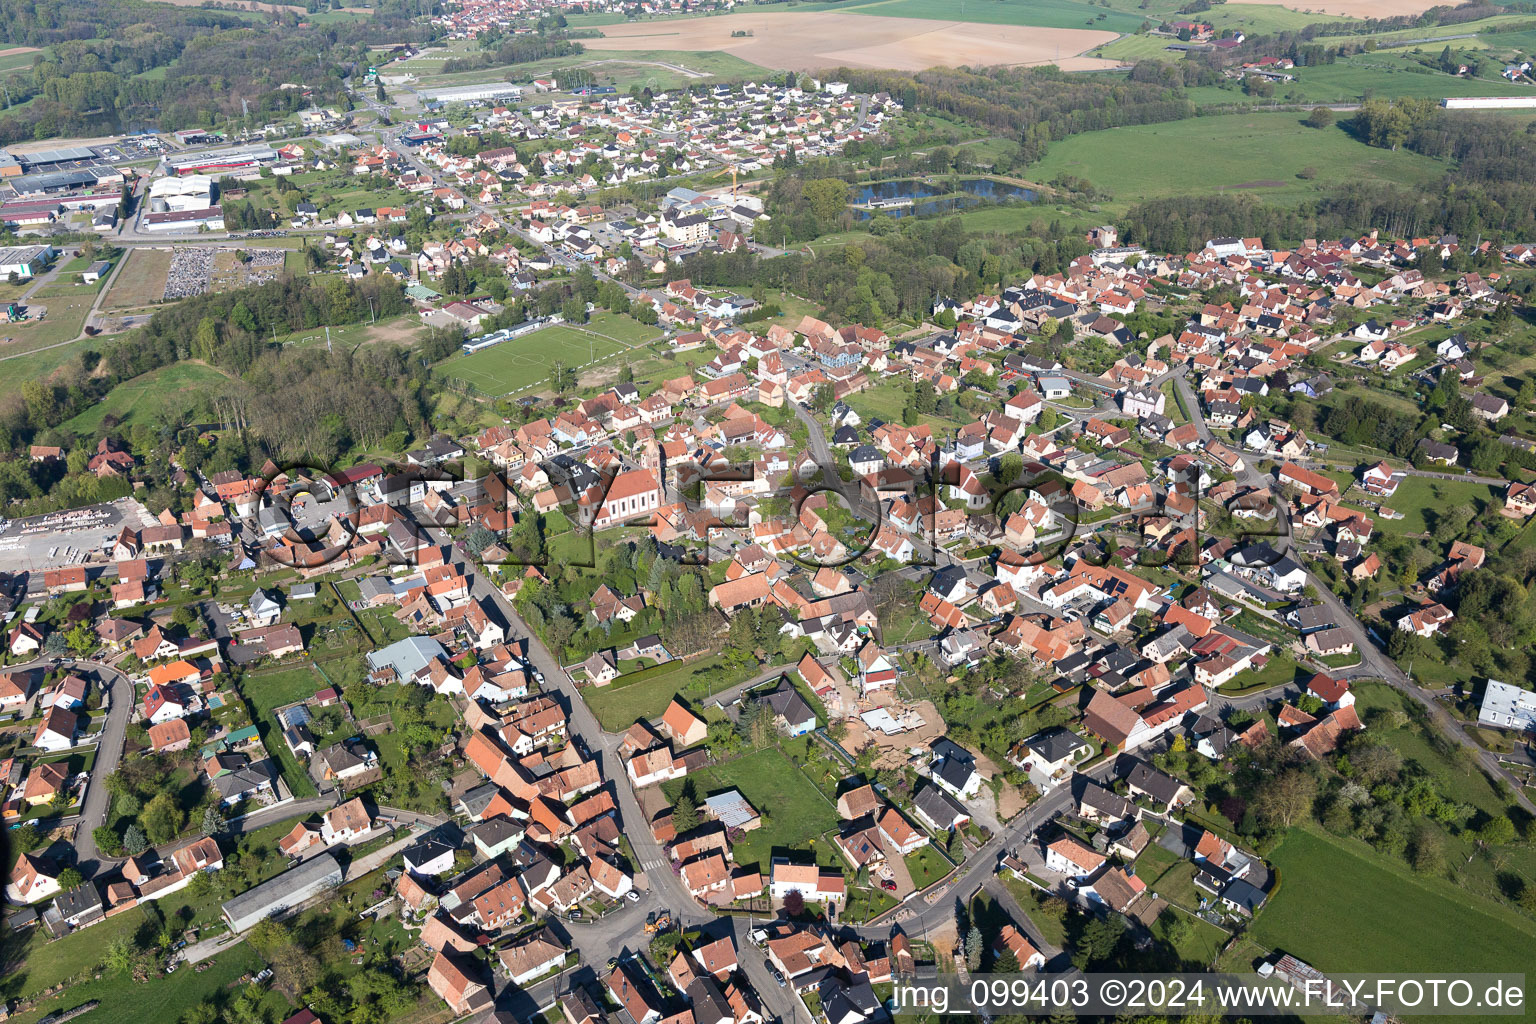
[712,161,739,197]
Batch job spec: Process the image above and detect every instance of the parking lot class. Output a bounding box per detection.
[0,498,157,580]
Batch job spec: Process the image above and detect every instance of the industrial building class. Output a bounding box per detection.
[318,133,363,151]
[221,852,342,933]
[414,82,524,105]
[5,164,125,197]
[0,200,61,228]
[161,143,276,176]
[147,174,215,213]
[17,145,102,171]
[0,245,56,279]
[142,207,225,233]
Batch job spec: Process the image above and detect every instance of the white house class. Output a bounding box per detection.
[929,739,983,800]
[1119,386,1165,419]
[1043,837,1105,879]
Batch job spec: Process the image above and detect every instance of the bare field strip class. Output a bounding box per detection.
[1237,0,1445,16]
[586,12,1122,72]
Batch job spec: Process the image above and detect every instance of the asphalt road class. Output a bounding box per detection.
[58,660,135,874]
[1165,366,1536,812]
[460,562,808,1022]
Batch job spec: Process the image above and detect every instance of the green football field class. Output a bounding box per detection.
[441,324,629,396]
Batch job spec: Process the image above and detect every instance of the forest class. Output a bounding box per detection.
[438,34,584,74]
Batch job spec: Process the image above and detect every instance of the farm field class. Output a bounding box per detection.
[660,745,839,875]
[439,322,638,396]
[61,361,232,433]
[585,12,1123,72]
[101,247,172,310]
[1237,0,1445,16]
[1310,11,1536,46]
[1029,113,1447,211]
[1281,57,1536,103]
[0,47,40,74]
[421,49,770,91]
[793,0,1145,31]
[1252,827,1536,985]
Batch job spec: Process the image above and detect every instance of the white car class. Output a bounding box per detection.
[625,890,641,903]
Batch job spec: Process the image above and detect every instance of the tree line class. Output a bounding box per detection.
[829,64,1194,164]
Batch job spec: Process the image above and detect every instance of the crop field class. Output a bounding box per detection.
[797,0,1145,32]
[0,47,39,74]
[440,321,646,396]
[586,11,1123,72]
[1030,113,1446,211]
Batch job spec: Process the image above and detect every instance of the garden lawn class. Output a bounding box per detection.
[1151,909,1228,968]
[1136,842,1204,911]
[581,654,733,731]
[1357,474,1503,537]
[1030,114,1447,213]
[1252,827,1536,987]
[844,376,962,432]
[1001,875,1067,947]
[0,904,266,1024]
[241,665,327,719]
[661,745,838,874]
[904,844,952,889]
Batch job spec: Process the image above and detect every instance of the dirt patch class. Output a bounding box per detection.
[360,318,430,346]
[1236,0,1443,15]
[840,698,947,770]
[587,13,1122,73]
[0,47,40,58]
